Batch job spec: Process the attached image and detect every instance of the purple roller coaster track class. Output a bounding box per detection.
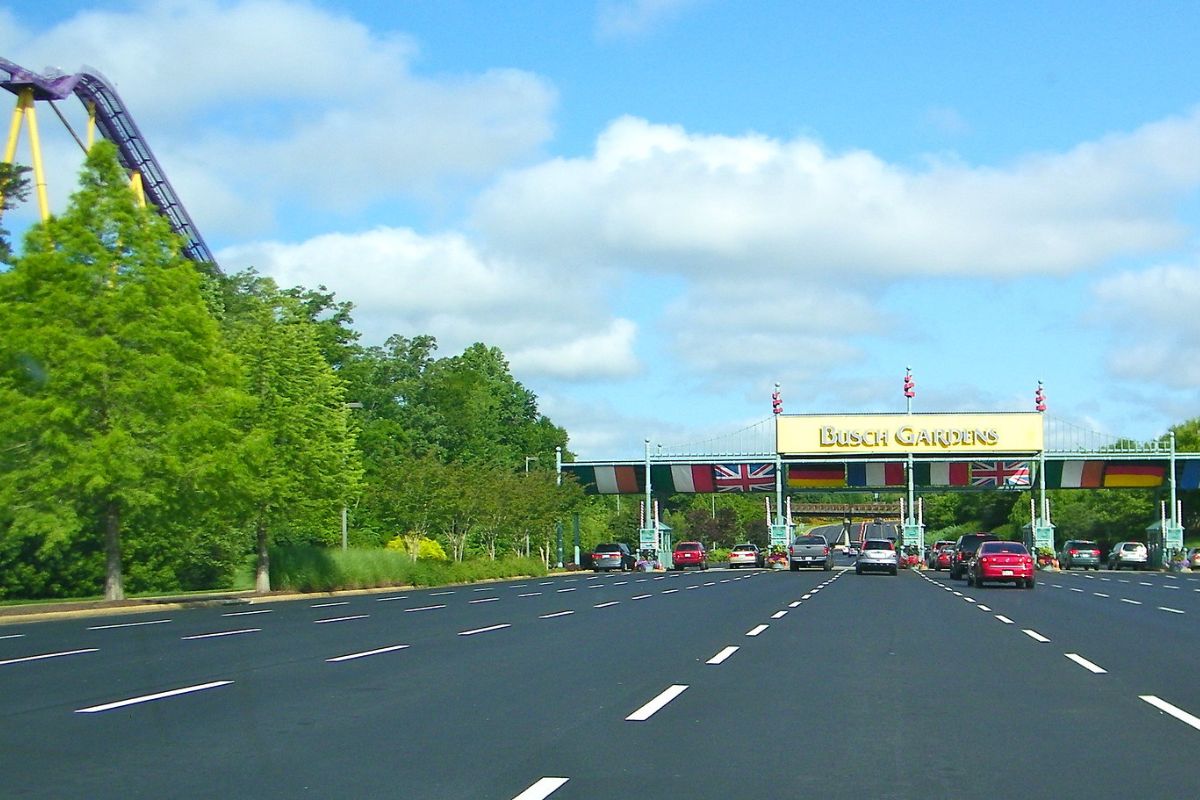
[0,56,215,268]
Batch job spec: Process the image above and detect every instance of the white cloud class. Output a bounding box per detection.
[474,112,1200,280]
[5,0,556,236]
[217,227,640,381]
[1092,263,1200,387]
[596,0,701,40]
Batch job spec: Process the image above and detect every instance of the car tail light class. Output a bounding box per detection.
[823,547,830,555]
[1069,549,1079,555]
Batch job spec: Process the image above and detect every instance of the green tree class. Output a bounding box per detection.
[218,271,361,592]
[0,161,31,264]
[0,142,248,600]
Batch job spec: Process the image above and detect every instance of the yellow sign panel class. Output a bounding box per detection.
[776,413,1044,456]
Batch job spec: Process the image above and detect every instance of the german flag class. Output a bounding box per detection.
[1102,462,1165,488]
[788,463,845,488]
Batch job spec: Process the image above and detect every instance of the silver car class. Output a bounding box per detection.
[856,539,898,576]
[1109,541,1148,571]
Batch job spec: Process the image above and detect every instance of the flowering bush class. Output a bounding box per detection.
[766,546,788,568]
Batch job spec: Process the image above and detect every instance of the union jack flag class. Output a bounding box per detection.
[970,461,1031,487]
[714,463,776,492]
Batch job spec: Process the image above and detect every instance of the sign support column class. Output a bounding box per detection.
[900,368,923,551]
[1032,383,1055,554]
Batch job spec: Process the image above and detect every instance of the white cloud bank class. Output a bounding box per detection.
[473,112,1200,279]
[219,228,641,381]
[4,0,556,237]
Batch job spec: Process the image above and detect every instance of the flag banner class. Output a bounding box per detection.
[1102,462,1165,488]
[1177,460,1200,491]
[561,464,645,494]
[930,462,971,486]
[787,463,846,488]
[648,464,716,494]
[970,461,1031,487]
[846,462,906,487]
[714,463,776,492]
[1041,460,1105,489]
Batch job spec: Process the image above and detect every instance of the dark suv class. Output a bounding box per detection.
[590,543,635,571]
[950,532,1000,580]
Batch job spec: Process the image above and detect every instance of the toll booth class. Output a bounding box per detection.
[639,522,673,568]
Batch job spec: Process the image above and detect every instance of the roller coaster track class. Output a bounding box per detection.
[0,56,215,269]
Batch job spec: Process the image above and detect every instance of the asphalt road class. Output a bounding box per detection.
[3,562,1200,799]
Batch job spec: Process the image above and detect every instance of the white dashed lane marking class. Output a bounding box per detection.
[626,685,688,721]
[1022,629,1051,643]
[995,615,1014,624]
[746,624,769,636]
[1065,653,1107,674]
[1141,696,1200,732]
[0,648,97,666]
[511,777,569,800]
[75,680,233,714]
[707,646,739,665]
[327,644,409,662]
[458,624,511,636]
[181,628,260,640]
[87,619,172,630]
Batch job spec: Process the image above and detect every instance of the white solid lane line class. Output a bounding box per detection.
[1,648,98,666]
[1065,653,1107,674]
[1158,607,1185,614]
[1022,629,1051,643]
[76,680,233,713]
[458,624,511,636]
[181,628,261,640]
[626,685,688,721]
[327,645,410,662]
[1141,696,1200,732]
[746,624,769,636]
[87,619,172,630]
[406,604,447,612]
[314,615,369,624]
[223,609,274,616]
[539,611,574,619]
[995,615,1014,624]
[512,777,569,800]
[707,646,739,665]
[311,601,349,608]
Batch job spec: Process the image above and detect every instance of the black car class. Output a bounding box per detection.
[590,542,635,571]
[949,532,1000,580]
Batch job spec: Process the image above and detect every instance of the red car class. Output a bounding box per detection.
[967,541,1035,589]
[672,541,708,571]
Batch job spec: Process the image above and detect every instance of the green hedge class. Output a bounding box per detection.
[269,546,549,592]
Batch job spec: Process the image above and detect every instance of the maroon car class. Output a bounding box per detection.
[968,541,1035,589]
[672,541,708,571]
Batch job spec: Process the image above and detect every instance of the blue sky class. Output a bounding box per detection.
[4,1,1200,459]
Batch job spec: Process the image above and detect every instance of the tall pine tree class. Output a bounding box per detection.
[0,142,248,600]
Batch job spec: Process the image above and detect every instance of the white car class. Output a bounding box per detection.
[1109,541,1148,571]
[856,539,898,576]
[728,543,763,568]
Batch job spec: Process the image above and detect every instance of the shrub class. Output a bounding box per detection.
[269,545,547,592]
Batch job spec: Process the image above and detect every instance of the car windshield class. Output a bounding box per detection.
[732,545,756,551]
[1121,543,1144,551]
[676,543,701,551]
[594,544,622,553]
[980,543,1027,554]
